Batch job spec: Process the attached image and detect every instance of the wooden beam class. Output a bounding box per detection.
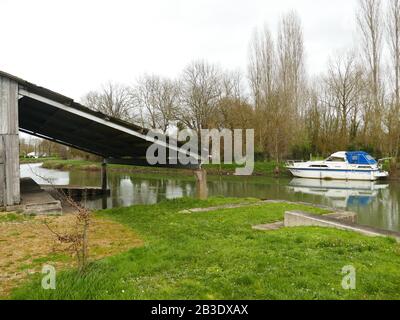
[0,76,20,206]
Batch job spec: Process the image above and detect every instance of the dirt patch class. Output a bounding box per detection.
[0,212,142,298]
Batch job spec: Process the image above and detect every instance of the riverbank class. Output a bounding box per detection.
[19,157,59,164]
[10,197,400,300]
[36,159,288,177]
[33,158,400,180]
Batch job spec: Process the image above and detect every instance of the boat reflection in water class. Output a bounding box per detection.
[287,178,389,209]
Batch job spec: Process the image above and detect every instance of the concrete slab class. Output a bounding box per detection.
[179,202,259,214]
[324,211,357,224]
[18,178,62,214]
[179,200,338,215]
[284,211,400,242]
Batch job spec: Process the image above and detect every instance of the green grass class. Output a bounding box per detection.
[41,159,101,170]
[41,159,195,175]
[19,157,60,164]
[0,213,34,223]
[203,161,287,176]
[10,197,400,300]
[18,253,70,272]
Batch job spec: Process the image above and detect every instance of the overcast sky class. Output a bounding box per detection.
[0,0,358,101]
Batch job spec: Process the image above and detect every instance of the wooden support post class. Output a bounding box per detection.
[101,159,108,209]
[102,195,108,210]
[0,76,20,207]
[194,168,208,200]
[101,158,108,193]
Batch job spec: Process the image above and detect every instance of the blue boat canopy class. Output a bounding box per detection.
[346,151,377,165]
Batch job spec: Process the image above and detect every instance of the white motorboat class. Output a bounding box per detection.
[286,151,389,181]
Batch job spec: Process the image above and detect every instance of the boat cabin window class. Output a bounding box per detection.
[326,156,346,162]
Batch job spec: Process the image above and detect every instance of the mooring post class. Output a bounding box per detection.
[101,158,108,194]
[101,194,108,210]
[194,168,208,200]
[0,76,20,208]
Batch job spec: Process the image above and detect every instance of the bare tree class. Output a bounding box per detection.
[277,10,305,107]
[387,0,400,105]
[132,75,179,132]
[386,0,400,157]
[246,12,306,162]
[324,51,364,145]
[248,24,275,108]
[221,69,245,103]
[357,0,384,153]
[357,0,383,102]
[83,82,134,122]
[177,60,222,135]
[216,70,252,130]
[275,10,306,160]
[248,24,277,153]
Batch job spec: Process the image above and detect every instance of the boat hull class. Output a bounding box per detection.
[288,168,387,181]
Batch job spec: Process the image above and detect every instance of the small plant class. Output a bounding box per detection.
[44,194,91,274]
[30,166,91,273]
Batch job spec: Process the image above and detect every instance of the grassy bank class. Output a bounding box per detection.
[10,197,400,300]
[37,159,288,177]
[203,161,287,176]
[40,159,196,176]
[19,157,60,164]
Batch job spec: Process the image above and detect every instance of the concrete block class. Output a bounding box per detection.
[284,211,400,241]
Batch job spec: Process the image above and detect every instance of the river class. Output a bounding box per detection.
[20,163,400,232]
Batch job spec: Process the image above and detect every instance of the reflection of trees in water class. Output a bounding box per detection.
[355,186,400,232]
[380,187,399,231]
[104,175,196,206]
[334,186,398,232]
[207,178,335,209]
[167,179,195,200]
[285,179,399,231]
[207,178,286,199]
[69,170,100,187]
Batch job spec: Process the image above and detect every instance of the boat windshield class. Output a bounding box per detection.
[326,157,346,162]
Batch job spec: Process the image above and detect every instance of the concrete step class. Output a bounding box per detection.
[20,178,63,215]
[24,200,62,215]
[284,210,400,242]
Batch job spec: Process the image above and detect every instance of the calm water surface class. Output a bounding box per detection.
[20,163,400,232]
